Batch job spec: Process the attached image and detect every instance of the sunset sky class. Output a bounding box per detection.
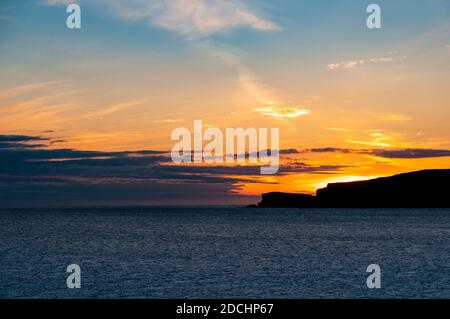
[1,0,449,206]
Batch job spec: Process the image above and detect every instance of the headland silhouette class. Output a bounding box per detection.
[251,169,450,208]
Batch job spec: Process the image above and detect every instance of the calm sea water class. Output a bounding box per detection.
[0,207,449,299]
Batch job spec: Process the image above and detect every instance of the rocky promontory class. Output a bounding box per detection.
[253,169,450,208]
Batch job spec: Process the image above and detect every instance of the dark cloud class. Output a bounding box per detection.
[279,149,300,154]
[307,147,450,159]
[48,139,66,144]
[370,149,450,159]
[0,135,49,150]
[0,135,350,207]
[0,142,46,149]
[0,134,262,206]
[0,135,47,142]
[156,162,346,177]
[309,148,353,153]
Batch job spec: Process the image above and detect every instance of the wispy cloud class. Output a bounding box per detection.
[327,60,365,70]
[327,56,395,70]
[54,0,279,37]
[347,139,392,148]
[45,0,292,118]
[380,113,412,122]
[0,81,63,101]
[45,0,75,5]
[206,44,311,118]
[255,107,310,119]
[116,0,279,36]
[154,118,184,124]
[216,48,275,104]
[84,100,146,119]
[329,127,383,133]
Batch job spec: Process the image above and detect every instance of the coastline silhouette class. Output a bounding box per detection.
[251,169,450,208]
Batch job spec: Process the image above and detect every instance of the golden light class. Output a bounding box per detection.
[313,176,373,190]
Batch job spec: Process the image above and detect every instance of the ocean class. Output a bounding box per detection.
[0,207,449,299]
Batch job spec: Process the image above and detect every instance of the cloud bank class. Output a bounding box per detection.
[0,135,344,207]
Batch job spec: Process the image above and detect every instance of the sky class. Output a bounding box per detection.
[0,0,449,206]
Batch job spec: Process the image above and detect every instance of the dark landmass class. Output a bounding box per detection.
[252,169,450,208]
[256,192,317,208]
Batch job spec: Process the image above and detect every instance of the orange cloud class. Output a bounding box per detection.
[255,107,311,118]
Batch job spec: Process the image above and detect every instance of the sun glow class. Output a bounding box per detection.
[314,176,373,190]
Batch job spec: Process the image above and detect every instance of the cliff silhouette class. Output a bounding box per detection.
[253,169,450,208]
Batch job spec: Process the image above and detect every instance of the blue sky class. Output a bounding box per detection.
[1,1,449,67]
